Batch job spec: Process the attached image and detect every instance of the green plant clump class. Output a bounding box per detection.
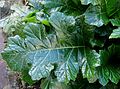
[1,0,120,88]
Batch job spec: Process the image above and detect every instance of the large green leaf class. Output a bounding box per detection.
[109,27,120,39]
[2,22,80,82]
[27,41,81,81]
[2,12,77,83]
[2,12,100,85]
[27,42,80,82]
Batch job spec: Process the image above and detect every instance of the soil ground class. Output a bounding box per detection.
[0,30,11,89]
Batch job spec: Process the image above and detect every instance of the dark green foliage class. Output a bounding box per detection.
[1,0,120,88]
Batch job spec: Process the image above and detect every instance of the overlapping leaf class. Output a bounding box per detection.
[49,12,75,32]
[41,78,72,89]
[84,5,108,27]
[49,12,76,44]
[97,66,120,86]
[109,27,120,39]
[55,48,79,83]
[80,0,99,5]
[97,45,120,86]
[81,49,100,83]
[84,0,120,27]
[1,35,29,71]
[110,19,120,26]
